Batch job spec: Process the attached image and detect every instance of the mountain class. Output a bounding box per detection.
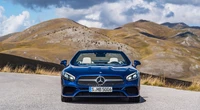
[1,18,138,63]
[1,18,200,81]
[172,31,200,48]
[162,22,200,30]
[0,32,19,42]
[161,22,200,48]
[161,22,189,29]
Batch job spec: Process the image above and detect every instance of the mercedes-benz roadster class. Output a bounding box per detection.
[60,50,141,102]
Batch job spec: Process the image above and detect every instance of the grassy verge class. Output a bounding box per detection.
[0,65,60,76]
[0,65,200,92]
[141,76,200,91]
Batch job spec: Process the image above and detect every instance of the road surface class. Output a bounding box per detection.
[0,72,200,110]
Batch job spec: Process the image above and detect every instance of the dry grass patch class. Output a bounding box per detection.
[0,65,60,76]
[141,76,200,92]
[14,65,29,73]
[1,65,12,72]
[35,66,60,75]
[141,76,165,87]
[186,82,200,91]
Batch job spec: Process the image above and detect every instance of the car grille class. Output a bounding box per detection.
[78,76,124,86]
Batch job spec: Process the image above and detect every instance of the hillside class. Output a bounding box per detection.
[1,18,200,81]
[0,32,19,42]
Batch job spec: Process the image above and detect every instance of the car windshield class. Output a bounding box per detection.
[71,51,131,66]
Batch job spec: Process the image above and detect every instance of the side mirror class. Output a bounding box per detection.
[60,60,67,67]
[133,60,141,68]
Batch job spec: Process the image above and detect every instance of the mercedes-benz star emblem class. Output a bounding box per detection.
[95,76,105,85]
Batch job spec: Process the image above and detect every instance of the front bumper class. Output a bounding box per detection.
[61,77,140,98]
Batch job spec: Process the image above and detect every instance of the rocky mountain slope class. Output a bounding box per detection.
[1,18,200,81]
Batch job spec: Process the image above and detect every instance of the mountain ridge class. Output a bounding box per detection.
[1,18,200,81]
[161,22,200,30]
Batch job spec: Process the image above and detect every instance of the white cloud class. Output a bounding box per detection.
[85,12,100,20]
[55,0,157,28]
[55,1,134,28]
[0,6,32,36]
[78,20,102,28]
[163,4,200,25]
[55,0,200,28]
[156,0,200,6]
[132,3,200,26]
[0,6,5,18]
[56,6,87,19]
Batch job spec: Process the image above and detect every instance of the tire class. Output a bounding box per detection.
[61,96,72,102]
[129,96,140,103]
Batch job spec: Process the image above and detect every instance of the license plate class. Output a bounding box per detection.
[89,87,112,92]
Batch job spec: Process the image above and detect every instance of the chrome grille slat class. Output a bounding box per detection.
[78,76,124,86]
[78,79,96,81]
[106,79,123,81]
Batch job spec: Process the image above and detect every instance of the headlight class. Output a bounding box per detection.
[126,72,138,81]
[63,72,75,82]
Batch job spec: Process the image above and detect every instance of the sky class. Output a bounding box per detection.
[1,0,200,36]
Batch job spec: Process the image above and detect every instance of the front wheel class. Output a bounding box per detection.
[129,96,140,103]
[61,96,72,102]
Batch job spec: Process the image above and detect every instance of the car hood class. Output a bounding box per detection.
[64,65,137,76]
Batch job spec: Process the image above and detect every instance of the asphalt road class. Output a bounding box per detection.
[0,72,200,110]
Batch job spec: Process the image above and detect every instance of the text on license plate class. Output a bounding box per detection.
[89,87,112,92]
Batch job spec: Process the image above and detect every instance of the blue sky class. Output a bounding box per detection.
[1,0,200,36]
[1,1,55,21]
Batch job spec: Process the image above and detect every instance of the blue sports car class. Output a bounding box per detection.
[60,50,141,102]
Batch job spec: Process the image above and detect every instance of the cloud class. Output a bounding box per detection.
[165,11,174,18]
[9,0,200,10]
[144,0,200,6]
[55,6,90,21]
[78,20,102,28]
[55,0,155,28]
[4,0,200,31]
[0,6,32,36]
[132,3,200,26]
[123,6,150,15]
[0,6,5,18]
[85,12,100,21]
[8,0,116,9]
[56,0,138,28]
[162,4,200,25]
[55,0,200,28]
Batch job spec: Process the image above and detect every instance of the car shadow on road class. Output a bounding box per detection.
[69,96,146,104]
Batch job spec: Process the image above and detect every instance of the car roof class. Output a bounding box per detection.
[78,49,123,53]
